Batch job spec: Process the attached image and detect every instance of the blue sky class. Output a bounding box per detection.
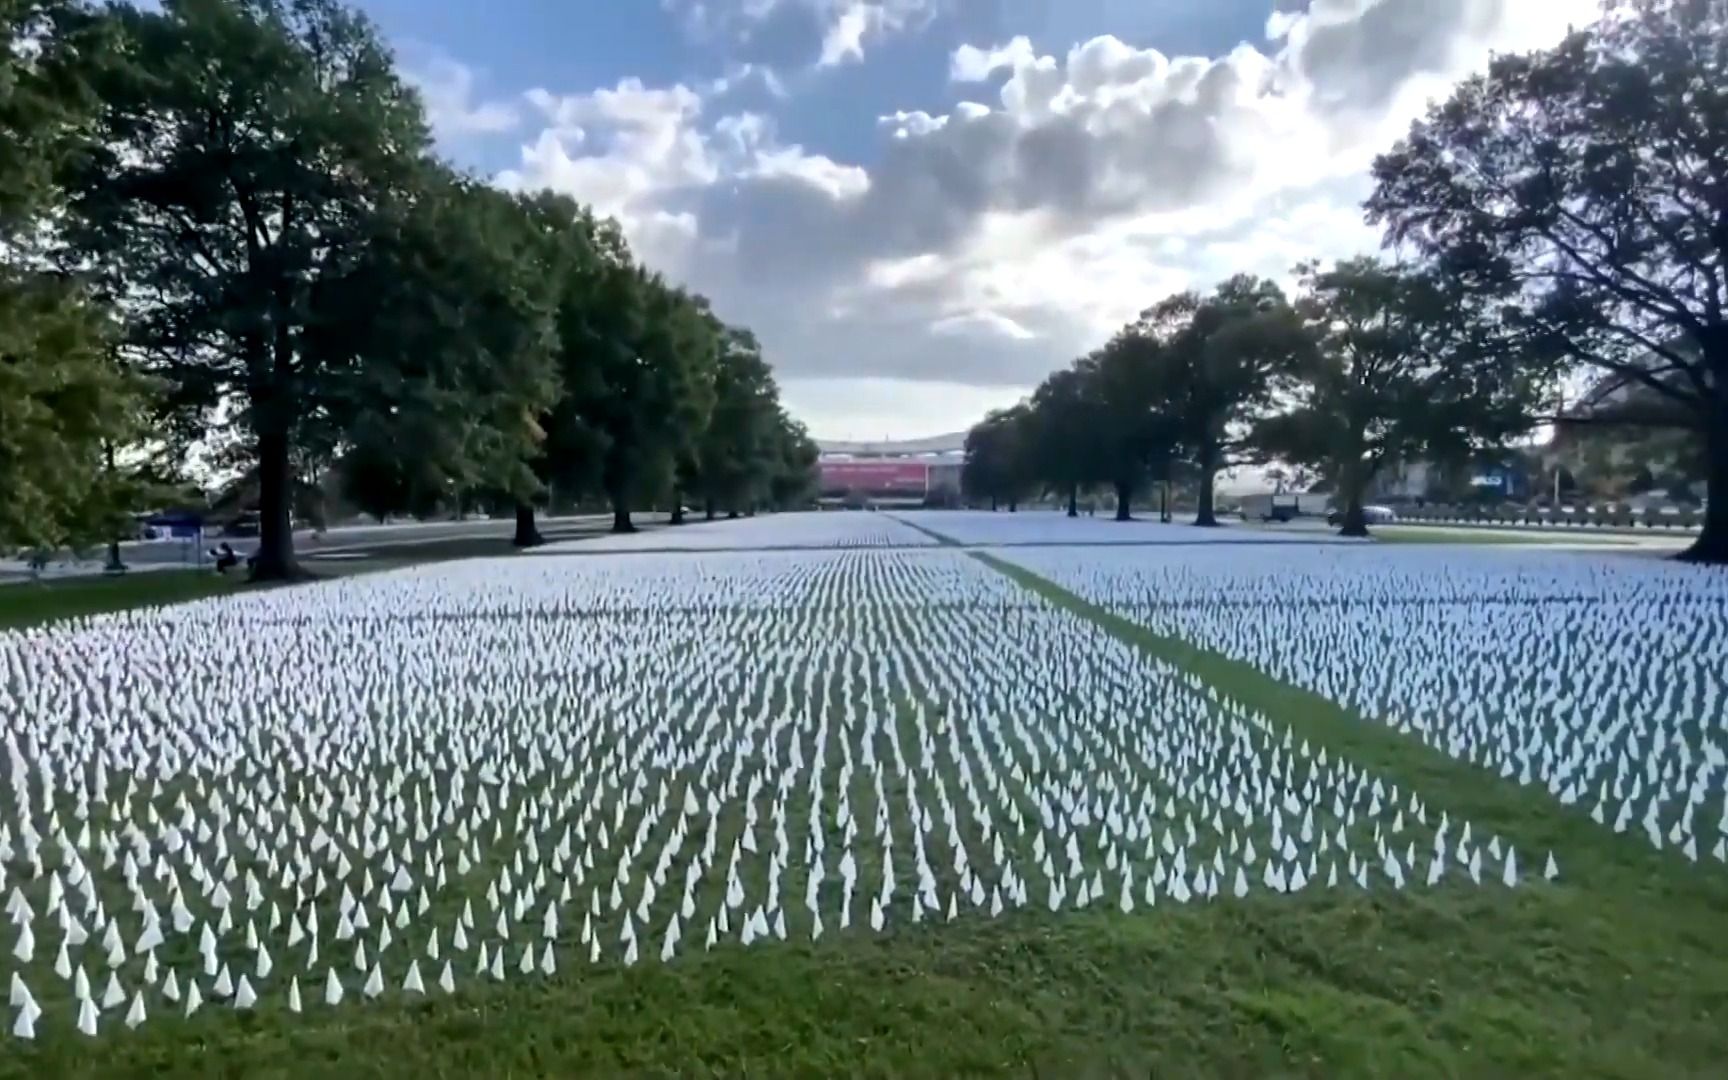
[342,0,1593,440]
[364,0,1283,172]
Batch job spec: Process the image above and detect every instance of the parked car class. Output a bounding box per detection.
[222,512,261,537]
[1327,505,1396,526]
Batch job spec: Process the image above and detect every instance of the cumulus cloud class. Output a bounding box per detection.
[401,54,520,141]
[504,0,1598,436]
[816,0,936,67]
[664,0,942,68]
[949,36,1036,82]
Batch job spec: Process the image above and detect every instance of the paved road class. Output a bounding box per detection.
[1258,518,1691,552]
[1377,523,1691,552]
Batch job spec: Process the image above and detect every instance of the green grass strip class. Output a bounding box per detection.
[0,571,244,631]
[973,551,1722,892]
[891,514,964,546]
[971,550,1728,1070]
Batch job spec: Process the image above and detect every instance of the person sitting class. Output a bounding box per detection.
[209,543,240,574]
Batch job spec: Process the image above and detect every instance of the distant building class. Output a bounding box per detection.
[1368,461,1434,502]
[815,433,965,507]
[816,433,966,457]
[1543,353,1700,500]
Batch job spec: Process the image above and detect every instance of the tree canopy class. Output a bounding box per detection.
[3,0,814,572]
[962,1,1724,563]
[1366,0,1728,561]
[1254,258,1550,536]
[962,404,1034,512]
[973,277,1305,526]
[58,0,435,577]
[1,0,147,556]
[1075,328,1183,522]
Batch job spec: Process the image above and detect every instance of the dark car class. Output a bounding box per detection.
[222,512,261,537]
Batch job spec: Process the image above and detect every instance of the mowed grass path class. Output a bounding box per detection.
[4,541,1727,1076]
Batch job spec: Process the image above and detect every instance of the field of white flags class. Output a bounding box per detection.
[999,544,1728,865]
[892,509,1353,547]
[541,511,939,553]
[0,529,1537,1044]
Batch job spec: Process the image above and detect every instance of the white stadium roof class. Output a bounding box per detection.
[815,433,966,457]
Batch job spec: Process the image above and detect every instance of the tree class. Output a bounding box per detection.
[694,326,780,520]
[1026,368,1099,517]
[1139,276,1307,526]
[962,404,1033,511]
[1075,327,1183,522]
[60,0,432,580]
[588,270,717,534]
[506,193,627,546]
[1256,257,1549,536]
[314,172,560,540]
[0,282,152,554]
[1367,0,1728,563]
[2,1,148,556]
[764,410,819,510]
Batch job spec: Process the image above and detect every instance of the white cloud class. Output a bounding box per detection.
[664,0,941,68]
[949,36,1036,82]
[704,63,790,100]
[932,310,1037,341]
[817,3,873,66]
[503,0,1598,438]
[401,55,520,141]
[781,376,1023,441]
[499,79,717,269]
[815,0,936,67]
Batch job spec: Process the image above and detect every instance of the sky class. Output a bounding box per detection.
[354,0,1599,441]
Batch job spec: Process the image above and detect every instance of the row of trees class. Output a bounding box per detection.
[963,0,1726,564]
[3,0,818,580]
[963,262,1541,534]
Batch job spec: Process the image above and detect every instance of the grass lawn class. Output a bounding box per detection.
[0,571,245,631]
[4,540,1725,1076]
[975,552,1728,1076]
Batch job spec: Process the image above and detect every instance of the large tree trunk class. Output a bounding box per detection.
[512,503,544,547]
[1194,444,1219,527]
[250,428,301,582]
[1159,480,1171,523]
[670,489,686,526]
[1681,413,1728,564]
[610,490,635,534]
[989,496,997,512]
[1339,500,1369,539]
[1008,499,1018,513]
[1114,479,1132,521]
[704,499,716,521]
[1337,458,1371,539]
[1066,485,1078,518]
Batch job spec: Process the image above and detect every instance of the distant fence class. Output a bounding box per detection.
[1392,505,1704,531]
